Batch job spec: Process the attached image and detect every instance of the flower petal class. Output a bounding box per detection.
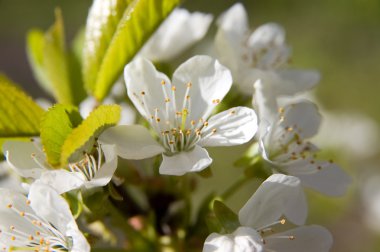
[203,227,264,252]
[239,174,307,228]
[265,225,333,252]
[140,8,213,62]
[38,170,85,194]
[296,162,352,196]
[124,57,171,120]
[275,69,320,96]
[172,55,233,124]
[253,79,279,128]
[217,3,248,36]
[215,3,249,76]
[29,182,77,234]
[29,182,90,251]
[98,125,165,160]
[67,228,91,252]
[247,23,286,49]
[198,107,258,147]
[160,145,212,176]
[3,140,47,179]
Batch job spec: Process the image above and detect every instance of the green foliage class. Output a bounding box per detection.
[40,104,83,167]
[0,75,44,139]
[82,0,181,101]
[213,200,240,233]
[26,9,86,105]
[60,104,121,164]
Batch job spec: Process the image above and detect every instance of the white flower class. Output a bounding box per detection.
[215,3,319,97]
[99,55,258,176]
[259,100,351,196]
[140,8,213,62]
[0,182,90,252]
[203,174,333,252]
[3,139,118,194]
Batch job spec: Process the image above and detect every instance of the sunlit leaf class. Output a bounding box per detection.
[40,104,83,167]
[83,0,180,101]
[60,104,121,164]
[0,75,44,139]
[26,9,86,105]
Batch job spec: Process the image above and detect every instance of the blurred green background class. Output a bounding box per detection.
[1,0,380,251]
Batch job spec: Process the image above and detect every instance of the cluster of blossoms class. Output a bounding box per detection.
[0,2,351,251]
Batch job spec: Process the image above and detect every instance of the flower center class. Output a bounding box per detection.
[133,80,220,154]
[1,201,70,252]
[265,107,322,172]
[67,144,103,181]
[256,218,296,245]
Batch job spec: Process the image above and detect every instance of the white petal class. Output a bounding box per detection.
[172,55,232,123]
[124,57,171,120]
[140,8,213,61]
[253,79,279,128]
[296,162,352,196]
[68,228,91,252]
[29,182,77,233]
[79,96,97,119]
[217,3,248,39]
[0,188,36,235]
[215,3,249,76]
[3,140,47,179]
[98,125,164,159]
[203,227,264,252]
[160,145,212,176]
[275,69,320,96]
[198,107,258,147]
[265,225,333,252]
[38,170,85,194]
[118,101,137,125]
[280,101,321,139]
[239,174,307,228]
[248,23,286,49]
[0,161,24,192]
[86,143,118,188]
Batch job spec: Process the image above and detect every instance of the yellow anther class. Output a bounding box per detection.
[161,80,166,85]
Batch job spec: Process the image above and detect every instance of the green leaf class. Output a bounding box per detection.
[40,104,83,167]
[26,9,86,105]
[213,200,240,233]
[26,29,52,95]
[82,0,180,101]
[0,75,44,138]
[60,104,121,164]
